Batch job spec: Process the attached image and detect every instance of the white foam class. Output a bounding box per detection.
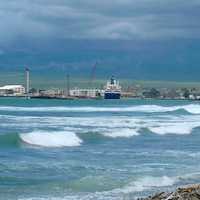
[1,114,200,136]
[149,122,195,135]
[115,176,176,193]
[2,111,200,138]
[182,104,200,114]
[18,176,177,200]
[0,104,200,113]
[101,128,139,138]
[188,152,200,158]
[20,131,82,147]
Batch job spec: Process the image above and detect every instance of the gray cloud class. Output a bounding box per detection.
[0,0,199,44]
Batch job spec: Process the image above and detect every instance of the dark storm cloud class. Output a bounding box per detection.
[0,0,199,43]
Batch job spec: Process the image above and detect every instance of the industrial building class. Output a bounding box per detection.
[0,85,25,96]
[69,88,102,98]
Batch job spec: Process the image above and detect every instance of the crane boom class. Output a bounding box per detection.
[89,61,98,88]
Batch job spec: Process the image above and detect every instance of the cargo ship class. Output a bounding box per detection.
[104,76,121,99]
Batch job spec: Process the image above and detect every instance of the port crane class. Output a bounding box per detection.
[88,61,98,88]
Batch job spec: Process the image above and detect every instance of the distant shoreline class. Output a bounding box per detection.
[0,95,197,101]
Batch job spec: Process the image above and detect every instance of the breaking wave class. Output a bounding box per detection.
[15,173,200,200]
[113,176,177,194]
[20,131,82,147]
[0,104,200,114]
[148,123,196,135]
[1,114,200,137]
[101,128,140,138]
[17,176,177,200]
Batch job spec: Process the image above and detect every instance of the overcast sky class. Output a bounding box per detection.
[0,0,199,45]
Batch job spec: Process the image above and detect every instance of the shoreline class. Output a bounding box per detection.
[0,95,197,101]
[139,184,200,200]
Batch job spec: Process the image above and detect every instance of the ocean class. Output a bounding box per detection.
[1,98,200,200]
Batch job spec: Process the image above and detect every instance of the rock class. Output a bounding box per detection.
[139,184,200,200]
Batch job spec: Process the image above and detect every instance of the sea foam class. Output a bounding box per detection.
[1,104,200,114]
[148,122,196,135]
[115,176,177,193]
[101,128,139,138]
[20,131,82,147]
[2,114,200,137]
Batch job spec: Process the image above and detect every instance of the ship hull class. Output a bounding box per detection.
[104,92,121,99]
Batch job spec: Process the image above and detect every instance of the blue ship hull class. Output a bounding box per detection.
[104,92,121,99]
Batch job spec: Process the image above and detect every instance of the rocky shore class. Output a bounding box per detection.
[139,184,200,200]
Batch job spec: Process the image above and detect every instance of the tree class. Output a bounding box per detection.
[182,88,190,99]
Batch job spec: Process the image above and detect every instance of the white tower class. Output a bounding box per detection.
[25,68,30,95]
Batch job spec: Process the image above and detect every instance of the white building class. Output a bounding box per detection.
[0,85,25,95]
[69,88,103,98]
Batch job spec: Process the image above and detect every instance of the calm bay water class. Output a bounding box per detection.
[1,98,200,199]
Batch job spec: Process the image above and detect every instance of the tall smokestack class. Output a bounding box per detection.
[25,68,30,95]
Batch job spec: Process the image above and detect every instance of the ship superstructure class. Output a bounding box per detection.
[104,76,121,99]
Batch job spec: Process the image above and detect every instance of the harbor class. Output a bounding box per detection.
[0,68,123,100]
[1,0,200,199]
[1,69,200,101]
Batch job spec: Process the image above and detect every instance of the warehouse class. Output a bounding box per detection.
[0,85,25,95]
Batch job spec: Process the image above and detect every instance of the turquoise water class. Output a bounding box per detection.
[1,98,200,199]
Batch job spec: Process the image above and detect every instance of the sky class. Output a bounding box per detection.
[0,0,199,42]
[0,0,200,80]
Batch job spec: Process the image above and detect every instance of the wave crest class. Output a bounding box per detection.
[101,128,139,138]
[20,131,82,147]
[0,104,200,114]
[115,176,176,193]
